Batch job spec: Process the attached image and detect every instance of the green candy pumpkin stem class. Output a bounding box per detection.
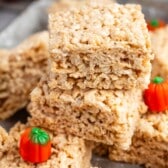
[150,19,159,27]
[30,127,50,145]
[152,76,164,84]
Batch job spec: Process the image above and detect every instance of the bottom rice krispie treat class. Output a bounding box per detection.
[0,31,48,120]
[28,75,147,150]
[108,112,168,168]
[0,122,93,168]
[151,26,168,79]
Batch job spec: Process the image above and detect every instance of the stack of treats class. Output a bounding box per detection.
[29,0,153,153]
[4,0,168,167]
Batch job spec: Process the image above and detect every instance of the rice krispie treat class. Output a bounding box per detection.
[151,26,168,79]
[28,75,147,150]
[108,112,168,168]
[0,31,49,120]
[49,2,153,90]
[0,122,92,168]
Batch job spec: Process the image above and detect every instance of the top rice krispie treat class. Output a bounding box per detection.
[49,2,153,90]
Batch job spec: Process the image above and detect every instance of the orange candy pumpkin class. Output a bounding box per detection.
[147,19,166,31]
[144,77,168,112]
[19,127,51,163]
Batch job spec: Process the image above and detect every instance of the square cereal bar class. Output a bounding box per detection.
[0,122,92,168]
[49,2,153,90]
[151,26,168,79]
[0,31,48,120]
[108,112,168,168]
[28,75,147,150]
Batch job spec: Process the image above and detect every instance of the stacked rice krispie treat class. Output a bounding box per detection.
[0,122,93,168]
[151,26,168,79]
[29,0,153,151]
[29,75,147,150]
[0,31,49,120]
[49,3,152,90]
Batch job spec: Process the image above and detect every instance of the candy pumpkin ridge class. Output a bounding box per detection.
[30,127,50,145]
[152,76,164,84]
